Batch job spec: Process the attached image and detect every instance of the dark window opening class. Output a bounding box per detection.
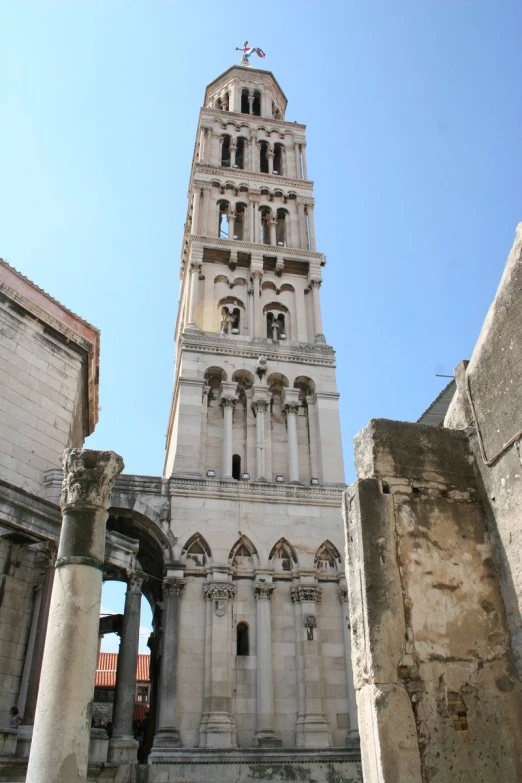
[232,454,241,480]
[259,141,269,174]
[273,144,283,175]
[252,91,261,116]
[260,207,270,244]
[221,136,231,167]
[236,138,245,169]
[241,89,249,114]
[237,622,249,655]
[307,627,314,641]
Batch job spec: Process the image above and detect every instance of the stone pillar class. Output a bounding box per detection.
[291,584,331,748]
[251,270,263,338]
[218,135,224,166]
[191,188,201,235]
[150,578,186,757]
[253,583,281,746]
[248,91,254,115]
[228,210,236,240]
[301,144,308,179]
[269,216,277,247]
[268,149,274,175]
[282,389,301,483]
[108,571,145,763]
[338,586,359,741]
[248,289,254,337]
[200,583,237,747]
[293,143,301,178]
[296,201,307,249]
[251,134,257,171]
[309,279,325,342]
[201,185,211,236]
[306,203,316,250]
[230,141,236,168]
[252,388,271,481]
[306,392,321,482]
[16,544,56,758]
[221,383,238,479]
[249,197,259,243]
[187,254,203,328]
[26,449,124,783]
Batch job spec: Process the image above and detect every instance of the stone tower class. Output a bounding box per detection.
[159,61,358,761]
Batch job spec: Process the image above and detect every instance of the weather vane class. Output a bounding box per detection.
[235,41,266,65]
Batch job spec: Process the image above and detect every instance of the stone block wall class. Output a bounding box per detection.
[345,418,522,783]
[0,300,85,493]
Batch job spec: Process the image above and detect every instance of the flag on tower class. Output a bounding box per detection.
[236,41,266,59]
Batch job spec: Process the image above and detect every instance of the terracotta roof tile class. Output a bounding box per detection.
[95,653,150,687]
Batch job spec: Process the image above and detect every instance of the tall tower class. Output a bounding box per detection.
[159,61,358,763]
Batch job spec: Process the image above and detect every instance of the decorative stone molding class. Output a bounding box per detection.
[185,234,325,263]
[180,331,335,367]
[221,392,238,410]
[204,582,237,616]
[252,399,269,415]
[193,162,311,190]
[163,579,187,598]
[303,614,317,628]
[291,585,322,604]
[60,449,125,513]
[282,401,300,415]
[253,583,276,600]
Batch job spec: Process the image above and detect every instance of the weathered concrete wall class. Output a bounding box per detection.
[345,418,522,783]
[446,223,522,678]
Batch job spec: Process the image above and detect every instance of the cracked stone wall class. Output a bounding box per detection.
[445,223,522,678]
[344,419,522,783]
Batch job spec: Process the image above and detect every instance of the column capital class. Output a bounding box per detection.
[281,388,300,414]
[163,578,187,598]
[309,278,322,289]
[252,398,269,415]
[201,183,212,193]
[190,260,202,274]
[303,614,317,628]
[251,268,263,280]
[282,401,299,415]
[203,582,236,616]
[128,571,146,594]
[60,449,124,513]
[290,585,322,603]
[221,393,238,410]
[254,583,276,600]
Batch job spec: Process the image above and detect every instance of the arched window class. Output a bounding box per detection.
[182,533,212,567]
[260,206,271,244]
[273,144,284,175]
[252,91,261,116]
[218,201,230,239]
[266,312,286,340]
[234,203,246,240]
[269,538,298,572]
[221,136,231,167]
[314,541,342,573]
[232,454,241,480]
[259,141,269,174]
[237,623,249,656]
[220,306,240,335]
[276,208,288,246]
[236,138,246,170]
[241,88,250,114]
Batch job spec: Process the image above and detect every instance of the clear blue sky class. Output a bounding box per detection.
[2,2,521,639]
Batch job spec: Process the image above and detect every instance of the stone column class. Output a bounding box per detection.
[294,143,301,178]
[218,135,224,166]
[268,149,274,175]
[150,578,186,757]
[191,188,201,235]
[26,449,123,783]
[108,571,145,763]
[306,392,321,482]
[338,586,359,740]
[247,289,254,337]
[187,255,202,328]
[228,209,236,240]
[269,216,277,247]
[252,388,271,481]
[296,201,307,249]
[306,203,316,250]
[230,141,236,168]
[291,584,331,748]
[200,583,237,747]
[16,544,56,758]
[221,383,238,479]
[309,279,325,343]
[251,270,263,337]
[251,134,257,171]
[282,389,301,483]
[253,583,281,746]
[201,185,211,237]
[248,91,254,115]
[249,197,259,242]
[301,144,308,179]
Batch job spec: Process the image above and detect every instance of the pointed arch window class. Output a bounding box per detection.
[314,541,342,574]
[269,538,298,573]
[181,533,212,567]
[229,535,258,571]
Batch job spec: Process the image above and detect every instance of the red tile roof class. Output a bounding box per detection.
[95,653,150,687]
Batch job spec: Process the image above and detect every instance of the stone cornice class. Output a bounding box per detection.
[187,234,325,264]
[193,163,313,192]
[168,476,346,506]
[180,330,336,367]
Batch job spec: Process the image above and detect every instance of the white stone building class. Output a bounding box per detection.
[0,60,361,782]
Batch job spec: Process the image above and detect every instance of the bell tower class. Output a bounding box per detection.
[159,61,357,758]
